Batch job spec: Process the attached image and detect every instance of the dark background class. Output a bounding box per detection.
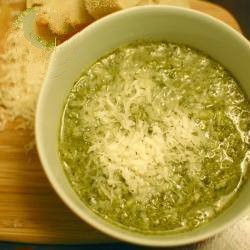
[210,0,250,38]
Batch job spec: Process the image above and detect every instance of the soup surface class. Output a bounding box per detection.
[59,42,250,233]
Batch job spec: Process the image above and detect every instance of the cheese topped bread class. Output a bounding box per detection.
[85,0,140,19]
[35,0,92,35]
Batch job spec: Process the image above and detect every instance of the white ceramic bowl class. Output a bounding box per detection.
[36,6,250,247]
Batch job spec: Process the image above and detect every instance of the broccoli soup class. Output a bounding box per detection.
[59,42,250,234]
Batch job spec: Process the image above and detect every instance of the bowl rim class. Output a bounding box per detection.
[36,5,250,247]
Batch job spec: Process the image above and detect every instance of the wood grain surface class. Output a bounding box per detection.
[0,0,243,244]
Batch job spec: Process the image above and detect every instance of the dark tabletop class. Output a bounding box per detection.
[209,0,250,38]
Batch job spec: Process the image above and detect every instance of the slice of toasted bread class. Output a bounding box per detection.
[35,0,92,35]
[85,0,140,19]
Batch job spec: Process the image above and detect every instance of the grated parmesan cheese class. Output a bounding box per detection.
[79,74,205,203]
[0,26,51,130]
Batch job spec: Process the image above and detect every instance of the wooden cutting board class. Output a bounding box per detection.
[0,0,243,244]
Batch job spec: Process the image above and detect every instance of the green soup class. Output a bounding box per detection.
[59,42,250,234]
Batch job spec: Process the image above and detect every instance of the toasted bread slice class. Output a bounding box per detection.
[85,0,140,19]
[36,0,92,35]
